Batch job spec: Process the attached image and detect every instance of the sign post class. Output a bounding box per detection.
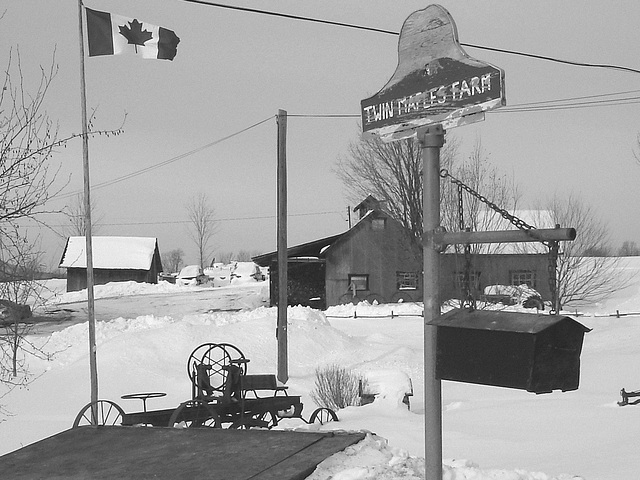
[360,5,506,479]
[419,124,445,480]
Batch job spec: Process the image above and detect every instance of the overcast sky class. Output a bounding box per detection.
[3,1,640,269]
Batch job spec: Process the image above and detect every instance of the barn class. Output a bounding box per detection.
[253,197,551,308]
[253,198,423,309]
[59,236,163,292]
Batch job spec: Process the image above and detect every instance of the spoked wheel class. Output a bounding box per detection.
[73,400,126,428]
[187,343,247,397]
[230,410,278,429]
[168,400,221,428]
[308,407,338,425]
[187,343,219,384]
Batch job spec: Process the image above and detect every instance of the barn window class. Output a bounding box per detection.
[371,218,386,230]
[511,270,536,287]
[396,271,418,290]
[348,274,369,291]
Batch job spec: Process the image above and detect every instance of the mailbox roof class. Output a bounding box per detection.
[430,309,591,334]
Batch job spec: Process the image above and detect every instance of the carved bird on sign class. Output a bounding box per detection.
[424,59,443,76]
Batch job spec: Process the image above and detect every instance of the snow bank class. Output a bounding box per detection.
[6,260,640,478]
[308,434,584,480]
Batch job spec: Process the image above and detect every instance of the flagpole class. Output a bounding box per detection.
[77,0,99,424]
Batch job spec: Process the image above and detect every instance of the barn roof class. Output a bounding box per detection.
[59,236,159,270]
[252,233,343,267]
[252,204,556,266]
[251,210,404,267]
[475,209,556,254]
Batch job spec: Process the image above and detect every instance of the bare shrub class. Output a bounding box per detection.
[310,365,362,410]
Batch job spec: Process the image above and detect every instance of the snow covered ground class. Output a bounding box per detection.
[2,259,640,479]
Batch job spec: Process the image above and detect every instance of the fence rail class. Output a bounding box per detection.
[324,304,640,319]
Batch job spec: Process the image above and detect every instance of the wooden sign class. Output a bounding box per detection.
[361,5,505,142]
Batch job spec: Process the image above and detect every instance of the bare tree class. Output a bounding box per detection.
[0,226,51,384]
[619,241,640,256]
[235,249,261,262]
[440,139,521,254]
[0,48,121,394]
[533,193,632,309]
[336,134,457,241]
[186,193,217,269]
[336,135,520,252]
[63,192,105,236]
[0,50,64,391]
[216,251,235,265]
[1,49,121,238]
[1,50,63,229]
[161,248,185,273]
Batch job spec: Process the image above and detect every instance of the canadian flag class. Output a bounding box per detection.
[85,7,180,61]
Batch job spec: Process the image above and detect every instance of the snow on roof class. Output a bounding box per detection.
[59,236,158,270]
[475,209,556,254]
[497,209,556,229]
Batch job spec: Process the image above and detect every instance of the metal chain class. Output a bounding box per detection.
[457,183,465,233]
[440,169,551,247]
[441,168,559,309]
[457,183,475,310]
[548,241,560,314]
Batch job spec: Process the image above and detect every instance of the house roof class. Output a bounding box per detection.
[252,233,343,267]
[353,195,381,212]
[252,205,553,267]
[252,210,407,267]
[59,236,159,270]
[463,209,557,254]
[321,209,410,257]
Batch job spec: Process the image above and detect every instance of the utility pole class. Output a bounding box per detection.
[276,109,288,384]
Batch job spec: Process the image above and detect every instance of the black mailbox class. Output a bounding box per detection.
[427,309,591,394]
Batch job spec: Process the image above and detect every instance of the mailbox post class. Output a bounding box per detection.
[419,125,445,480]
[361,6,507,479]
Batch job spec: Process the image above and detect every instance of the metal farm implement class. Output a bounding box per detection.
[73,342,338,429]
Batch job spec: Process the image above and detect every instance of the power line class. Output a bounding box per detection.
[288,114,360,118]
[51,88,637,203]
[292,88,640,118]
[180,0,398,35]
[498,88,640,108]
[53,115,273,200]
[498,99,640,114]
[465,43,640,75]
[487,89,640,111]
[88,116,272,191]
[180,1,640,75]
[49,5,640,202]
[46,210,343,228]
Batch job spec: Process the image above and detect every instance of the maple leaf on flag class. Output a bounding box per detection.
[118,19,153,53]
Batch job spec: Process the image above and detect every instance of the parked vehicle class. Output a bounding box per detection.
[158,272,177,284]
[176,265,209,286]
[0,299,32,326]
[482,284,544,310]
[250,264,266,281]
